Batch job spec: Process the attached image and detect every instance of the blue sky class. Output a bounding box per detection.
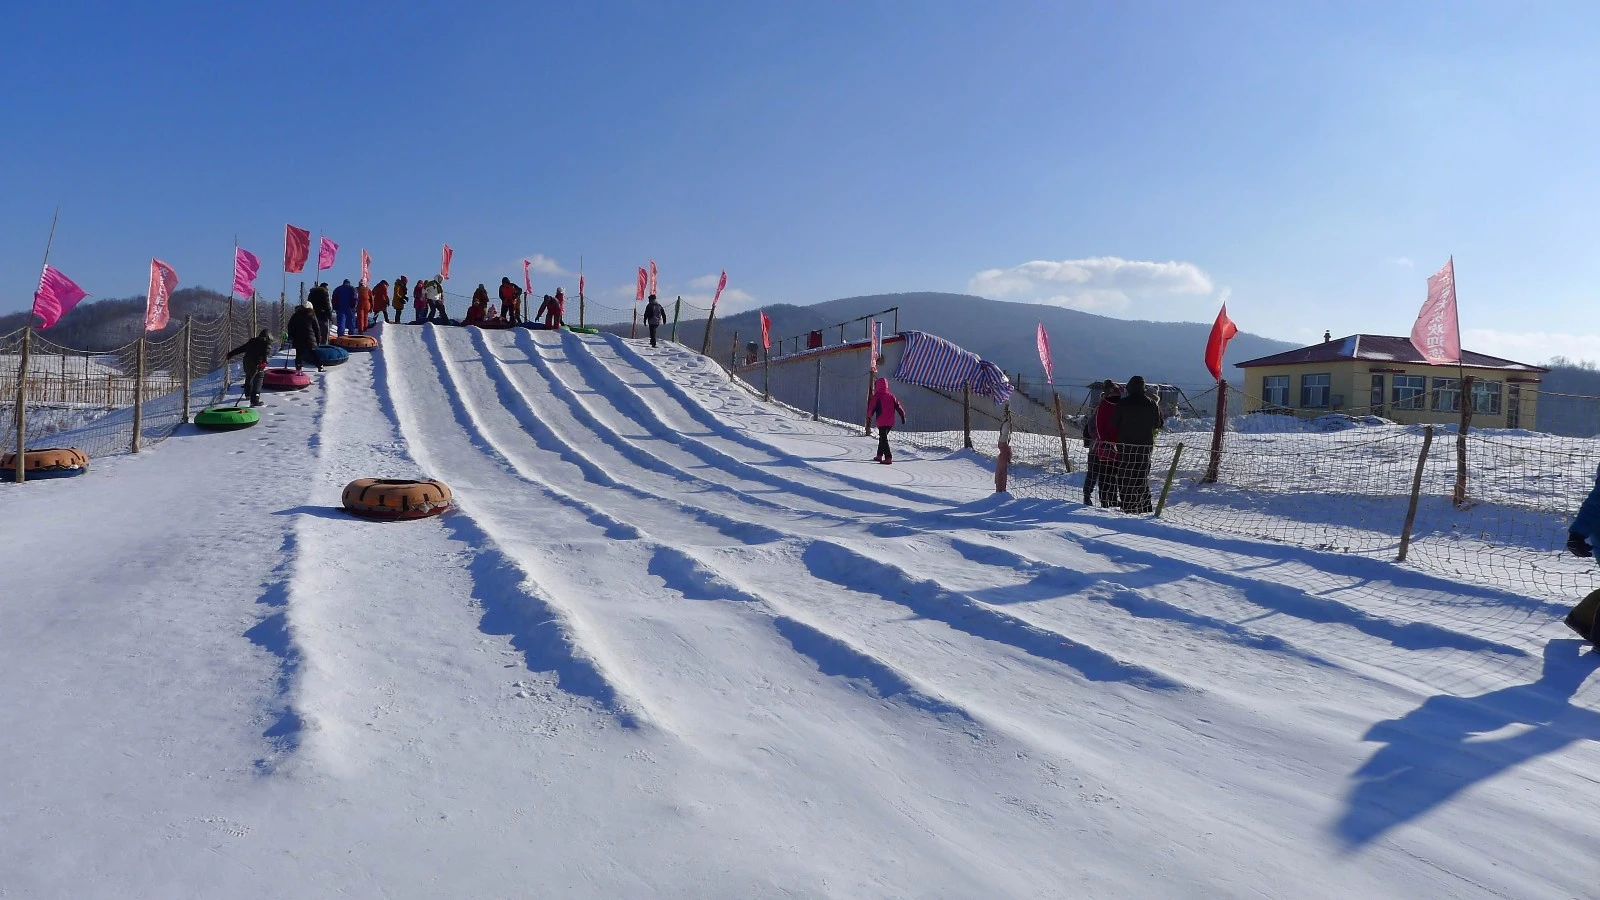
[3,1,1598,361]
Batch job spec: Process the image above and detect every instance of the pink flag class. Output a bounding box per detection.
[1205,304,1239,382]
[233,247,261,299]
[441,244,453,280]
[1035,323,1054,384]
[31,265,89,330]
[870,320,881,373]
[284,224,311,273]
[648,259,658,297]
[579,273,585,299]
[711,270,728,309]
[360,249,371,286]
[522,259,533,295]
[145,258,178,332]
[317,236,338,272]
[636,267,648,303]
[1409,257,1461,365]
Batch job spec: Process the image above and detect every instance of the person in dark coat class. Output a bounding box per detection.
[1111,375,1162,513]
[286,301,323,372]
[1564,466,1600,641]
[1083,381,1121,508]
[308,282,333,344]
[642,294,667,347]
[226,328,274,407]
[332,279,358,337]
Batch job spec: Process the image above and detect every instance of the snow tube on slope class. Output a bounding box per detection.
[470,319,516,330]
[263,368,312,390]
[1,447,89,480]
[342,478,454,520]
[194,405,260,431]
[330,334,379,352]
[316,345,351,366]
[564,325,600,335]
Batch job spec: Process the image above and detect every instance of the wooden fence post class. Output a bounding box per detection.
[1053,392,1072,472]
[701,304,718,357]
[1204,380,1228,484]
[963,385,973,449]
[995,404,1013,493]
[631,306,638,340]
[181,316,193,424]
[763,347,771,401]
[729,331,738,369]
[224,299,235,392]
[1154,443,1185,518]
[1453,375,1475,508]
[813,356,822,421]
[132,335,146,453]
[671,296,681,344]
[13,326,30,483]
[1398,425,1434,562]
[864,371,874,436]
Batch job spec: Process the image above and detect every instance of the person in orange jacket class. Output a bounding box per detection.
[355,282,372,332]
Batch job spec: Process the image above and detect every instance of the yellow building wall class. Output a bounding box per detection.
[1236,362,1540,429]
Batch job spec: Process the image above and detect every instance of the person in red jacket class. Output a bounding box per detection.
[867,377,907,464]
[1083,381,1121,508]
[497,277,523,324]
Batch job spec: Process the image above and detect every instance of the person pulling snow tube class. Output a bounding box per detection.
[315,345,351,366]
[263,368,312,391]
[330,334,380,351]
[341,478,454,520]
[194,405,261,431]
[1,447,89,481]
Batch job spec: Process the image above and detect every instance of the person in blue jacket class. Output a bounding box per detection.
[332,279,359,337]
[1564,466,1600,640]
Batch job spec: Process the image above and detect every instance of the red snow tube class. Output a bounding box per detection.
[342,478,454,520]
[263,368,312,390]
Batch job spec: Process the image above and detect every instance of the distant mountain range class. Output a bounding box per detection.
[599,291,1300,390]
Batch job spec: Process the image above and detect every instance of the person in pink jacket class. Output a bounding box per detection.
[867,377,907,464]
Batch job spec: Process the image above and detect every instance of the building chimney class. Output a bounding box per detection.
[1323,330,1332,343]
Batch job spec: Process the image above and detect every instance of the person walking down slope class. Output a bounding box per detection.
[1111,375,1162,514]
[308,282,333,344]
[867,377,907,465]
[372,280,390,325]
[1083,381,1122,508]
[642,294,667,347]
[226,328,274,407]
[286,301,323,373]
[332,279,359,337]
[425,279,448,324]
[498,277,523,324]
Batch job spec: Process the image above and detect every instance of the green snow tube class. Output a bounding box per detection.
[194,405,261,431]
[565,325,601,335]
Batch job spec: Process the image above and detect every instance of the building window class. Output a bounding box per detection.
[1392,375,1426,410]
[1300,373,1331,409]
[1472,380,1502,415]
[1262,375,1288,409]
[1432,377,1460,412]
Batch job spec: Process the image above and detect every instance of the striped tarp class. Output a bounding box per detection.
[893,331,1014,404]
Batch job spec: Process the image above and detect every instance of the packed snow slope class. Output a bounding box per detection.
[3,324,1598,899]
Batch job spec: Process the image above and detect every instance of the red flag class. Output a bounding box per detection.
[648,259,658,297]
[760,310,772,350]
[360,249,371,286]
[522,259,533,295]
[31,265,89,329]
[145,258,178,332]
[711,270,728,309]
[284,224,311,273]
[1409,258,1461,365]
[441,244,453,280]
[579,273,585,299]
[317,236,338,272]
[1036,323,1054,385]
[636,267,648,303]
[1205,303,1239,382]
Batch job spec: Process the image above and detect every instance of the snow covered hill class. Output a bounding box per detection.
[2,324,1596,898]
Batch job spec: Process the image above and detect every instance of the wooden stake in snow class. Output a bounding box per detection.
[132,335,146,454]
[1054,392,1072,473]
[1454,376,1475,508]
[1154,443,1185,518]
[14,327,29,484]
[1204,380,1228,484]
[1398,425,1434,561]
[181,316,192,425]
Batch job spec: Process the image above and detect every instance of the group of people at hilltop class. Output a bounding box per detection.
[1081,376,1163,514]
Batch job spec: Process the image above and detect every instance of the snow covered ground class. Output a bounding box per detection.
[2,323,1598,898]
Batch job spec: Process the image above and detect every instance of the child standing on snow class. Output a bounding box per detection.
[867,377,907,464]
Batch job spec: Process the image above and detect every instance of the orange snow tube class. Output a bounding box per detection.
[341,478,453,520]
[330,334,380,351]
[1,447,90,480]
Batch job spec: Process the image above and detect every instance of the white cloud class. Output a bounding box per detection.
[968,256,1214,312]
[1389,256,1415,269]
[689,273,724,290]
[1463,328,1600,366]
[523,254,570,277]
